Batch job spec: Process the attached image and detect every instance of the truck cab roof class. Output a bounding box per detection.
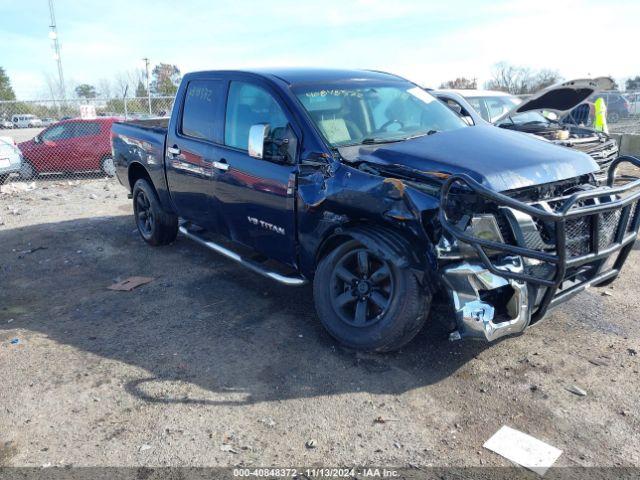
[185,68,407,86]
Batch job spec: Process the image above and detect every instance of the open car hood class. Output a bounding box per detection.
[494,77,615,124]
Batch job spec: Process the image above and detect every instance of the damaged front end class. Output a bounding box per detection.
[437,156,640,342]
[499,121,619,183]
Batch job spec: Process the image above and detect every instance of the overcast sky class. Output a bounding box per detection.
[1,0,638,99]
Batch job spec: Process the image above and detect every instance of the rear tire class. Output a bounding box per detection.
[132,178,178,246]
[314,239,430,352]
[100,156,116,177]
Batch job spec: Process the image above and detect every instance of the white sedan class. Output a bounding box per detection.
[0,136,23,184]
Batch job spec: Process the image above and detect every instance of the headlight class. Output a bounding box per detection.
[465,214,505,242]
[437,214,505,259]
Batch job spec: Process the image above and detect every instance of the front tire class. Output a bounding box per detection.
[314,239,430,352]
[19,160,36,180]
[0,174,8,185]
[132,179,178,246]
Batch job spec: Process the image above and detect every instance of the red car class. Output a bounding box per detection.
[18,117,119,178]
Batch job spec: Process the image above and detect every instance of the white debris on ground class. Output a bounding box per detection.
[0,177,129,230]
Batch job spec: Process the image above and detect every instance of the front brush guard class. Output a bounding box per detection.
[439,156,640,322]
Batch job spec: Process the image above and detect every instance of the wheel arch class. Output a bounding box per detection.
[128,162,157,196]
[315,223,435,283]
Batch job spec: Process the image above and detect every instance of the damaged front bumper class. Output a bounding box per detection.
[442,257,530,341]
[438,156,640,342]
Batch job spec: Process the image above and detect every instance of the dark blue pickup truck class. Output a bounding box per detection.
[111,68,640,351]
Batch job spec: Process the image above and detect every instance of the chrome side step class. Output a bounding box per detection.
[178,225,307,286]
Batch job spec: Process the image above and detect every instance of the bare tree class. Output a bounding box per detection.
[529,69,562,92]
[43,72,62,99]
[485,62,530,94]
[97,78,112,99]
[484,62,561,94]
[439,77,477,89]
[113,69,145,97]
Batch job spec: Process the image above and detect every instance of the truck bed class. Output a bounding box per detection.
[111,118,170,202]
[114,117,169,133]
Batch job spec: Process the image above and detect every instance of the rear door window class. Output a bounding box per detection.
[180,79,225,143]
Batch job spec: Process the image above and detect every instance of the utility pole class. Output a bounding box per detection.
[48,0,66,103]
[142,57,152,115]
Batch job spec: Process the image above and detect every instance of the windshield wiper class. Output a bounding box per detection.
[406,130,439,139]
[521,120,550,126]
[348,130,440,147]
[360,137,404,145]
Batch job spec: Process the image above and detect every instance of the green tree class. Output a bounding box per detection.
[75,83,98,99]
[135,80,148,97]
[105,98,126,115]
[625,76,640,91]
[0,67,16,101]
[151,63,181,96]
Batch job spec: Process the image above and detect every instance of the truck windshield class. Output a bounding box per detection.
[293,83,467,147]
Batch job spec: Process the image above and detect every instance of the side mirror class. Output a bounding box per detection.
[248,123,296,164]
[33,135,41,144]
[248,124,269,159]
[462,115,474,126]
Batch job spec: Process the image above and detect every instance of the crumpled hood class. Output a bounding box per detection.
[353,125,599,192]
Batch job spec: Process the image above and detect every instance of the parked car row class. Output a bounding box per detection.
[0,117,119,182]
[0,115,65,129]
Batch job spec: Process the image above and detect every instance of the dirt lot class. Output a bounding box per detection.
[0,178,639,471]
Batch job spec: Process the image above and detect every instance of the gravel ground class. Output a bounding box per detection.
[0,127,44,145]
[0,178,639,470]
[610,117,640,136]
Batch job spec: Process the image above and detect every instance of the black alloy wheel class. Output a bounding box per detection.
[329,248,394,328]
[134,189,155,238]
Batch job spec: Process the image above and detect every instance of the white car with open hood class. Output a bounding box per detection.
[433,78,619,182]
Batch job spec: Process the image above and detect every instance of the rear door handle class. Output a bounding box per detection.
[213,159,229,171]
[167,146,181,156]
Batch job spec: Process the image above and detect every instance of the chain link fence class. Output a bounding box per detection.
[0,96,174,188]
[0,91,638,192]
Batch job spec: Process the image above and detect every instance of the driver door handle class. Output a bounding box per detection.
[213,159,229,171]
[167,146,181,157]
